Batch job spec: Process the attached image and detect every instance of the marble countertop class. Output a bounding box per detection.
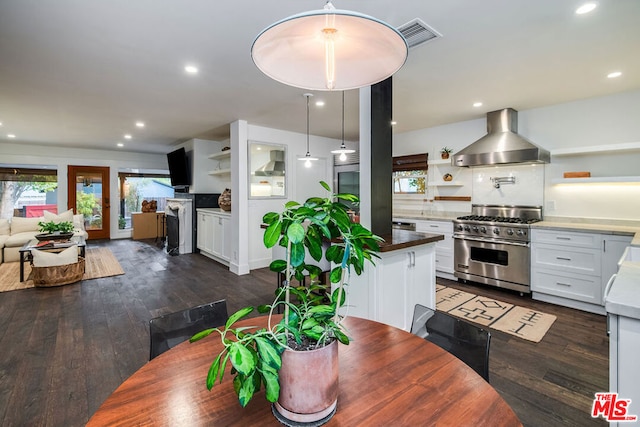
[605,260,640,319]
[196,208,231,215]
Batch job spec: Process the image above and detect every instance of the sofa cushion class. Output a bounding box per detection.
[73,214,86,231]
[0,218,9,235]
[10,217,43,235]
[31,245,78,267]
[0,234,8,249]
[5,231,40,248]
[44,209,74,224]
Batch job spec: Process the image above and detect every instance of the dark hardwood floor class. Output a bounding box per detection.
[0,239,607,426]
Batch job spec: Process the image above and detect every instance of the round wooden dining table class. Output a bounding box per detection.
[87,316,522,426]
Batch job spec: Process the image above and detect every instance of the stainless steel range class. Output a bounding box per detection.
[453,204,542,293]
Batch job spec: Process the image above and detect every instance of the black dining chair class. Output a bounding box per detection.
[149,299,229,360]
[410,304,491,382]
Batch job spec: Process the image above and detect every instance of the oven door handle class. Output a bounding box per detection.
[453,235,530,247]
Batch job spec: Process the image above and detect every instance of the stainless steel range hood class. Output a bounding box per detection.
[254,150,285,176]
[451,108,550,167]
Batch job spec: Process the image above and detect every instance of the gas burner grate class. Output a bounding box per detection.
[456,215,541,225]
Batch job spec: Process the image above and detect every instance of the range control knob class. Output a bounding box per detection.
[472,226,479,232]
[506,229,514,236]
[479,226,487,233]
[464,225,471,232]
[493,228,500,235]
[516,229,526,237]
[456,225,464,232]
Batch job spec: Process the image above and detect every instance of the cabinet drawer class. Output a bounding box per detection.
[532,268,602,305]
[531,229,602,249]
[435,252,454,274]
[416,220,453,251]
[532,244,601,276]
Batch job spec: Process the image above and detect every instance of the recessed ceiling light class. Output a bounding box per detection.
[576,3,597,15]
[184,65,199,74]
[7,134,16,138]
[390,121,397,125]
[315,101,325,107]
[607,71,622,79]
[473,102,483,108]
[117,143,124,147]
[0,122,3,126]
[124,134,132,139]
[135,121,145,128]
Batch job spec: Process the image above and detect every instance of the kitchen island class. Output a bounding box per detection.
[336,229,444,331]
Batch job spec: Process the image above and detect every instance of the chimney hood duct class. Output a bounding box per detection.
[451,108,550,167]
[254,150,285,176]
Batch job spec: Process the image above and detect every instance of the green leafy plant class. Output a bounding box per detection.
[118,215,126,229]
[38,220,74,234]
[440,146,453,154]
[190,181,382,407]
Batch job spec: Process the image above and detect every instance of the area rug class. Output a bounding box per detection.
[0,247,124,293]
[436,286,557,343]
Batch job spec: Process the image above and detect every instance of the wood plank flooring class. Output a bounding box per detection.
[0,239,608,426]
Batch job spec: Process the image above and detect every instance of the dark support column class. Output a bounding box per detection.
[370,77,393,236]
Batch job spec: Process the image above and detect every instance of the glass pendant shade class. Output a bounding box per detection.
[251,2,408,91]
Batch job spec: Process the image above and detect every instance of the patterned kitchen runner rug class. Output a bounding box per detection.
[0,247,124,293]
[436,286,557,343]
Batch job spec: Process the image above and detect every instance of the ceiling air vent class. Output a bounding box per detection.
[397,18,442,49]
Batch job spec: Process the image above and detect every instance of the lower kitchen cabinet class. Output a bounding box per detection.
[608,313,640,426]
[415,220,454,279]
[336,242,437,331]
[531,228,632,314]
[197,209,231,266]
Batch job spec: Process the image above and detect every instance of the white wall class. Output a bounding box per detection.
[231,121,340,274]
[393,89,640,221]
[0,142,168,238]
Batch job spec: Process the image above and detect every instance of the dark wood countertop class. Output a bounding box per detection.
[378,229,444,252]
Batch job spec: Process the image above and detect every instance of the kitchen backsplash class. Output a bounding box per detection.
[472,164,544,207]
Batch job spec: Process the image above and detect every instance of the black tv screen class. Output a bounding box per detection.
[167,147,191,187]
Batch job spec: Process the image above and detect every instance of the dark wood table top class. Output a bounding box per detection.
[87,316,521,426]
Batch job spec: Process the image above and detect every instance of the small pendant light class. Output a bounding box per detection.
[299,93,318,168]
[331,91,356,161]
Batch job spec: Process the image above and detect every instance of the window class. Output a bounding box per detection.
[0,166,58,219]
[393,170,427,194]
[118,172,173,229]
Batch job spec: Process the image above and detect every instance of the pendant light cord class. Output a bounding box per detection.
[341,91,345,148]
[307,94,310,155]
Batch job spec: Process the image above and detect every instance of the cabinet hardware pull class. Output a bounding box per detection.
[556,237,571,240]
[430,225,438,228]
[556,282,571,287]
[556,257,571,261]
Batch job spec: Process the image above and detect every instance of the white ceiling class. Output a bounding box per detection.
[0,0,639,154]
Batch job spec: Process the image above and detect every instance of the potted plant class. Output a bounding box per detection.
[440,146,453,159]
[190,181,382,424]
[36,220,75,241]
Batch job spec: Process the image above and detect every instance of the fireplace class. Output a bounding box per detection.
[165,198,193,255]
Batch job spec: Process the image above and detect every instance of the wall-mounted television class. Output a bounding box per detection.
[166,147,191,188]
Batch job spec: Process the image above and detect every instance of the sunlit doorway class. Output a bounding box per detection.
[68,166,110,240]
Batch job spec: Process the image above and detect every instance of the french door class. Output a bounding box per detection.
[68,166,110,240]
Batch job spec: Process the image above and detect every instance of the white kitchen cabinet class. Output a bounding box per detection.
[336,242,437,331]
[531,228,632,314]
[609,313,640,427]
[415,219,454,278]
[196,209,231,266]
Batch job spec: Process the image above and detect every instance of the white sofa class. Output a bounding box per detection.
[0,209,88,264]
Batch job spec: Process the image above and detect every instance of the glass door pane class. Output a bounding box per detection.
[76,172,103,231]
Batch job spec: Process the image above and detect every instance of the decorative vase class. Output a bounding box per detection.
[272,340,339,426]
[218,189,231,211]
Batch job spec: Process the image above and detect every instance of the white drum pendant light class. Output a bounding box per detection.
[251,1,408,91]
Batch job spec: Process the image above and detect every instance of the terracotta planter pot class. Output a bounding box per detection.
[273,340,339,425]
[441,152,450,159]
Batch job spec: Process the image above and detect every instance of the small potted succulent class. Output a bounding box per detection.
[191,181,382,425]
[440,146,453,159]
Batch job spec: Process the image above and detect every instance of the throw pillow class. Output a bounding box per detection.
[0,218,9,235]
[44,209,74,224]
[31,245,79,268]
[73,214,86,231]
[10,216,43,235]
